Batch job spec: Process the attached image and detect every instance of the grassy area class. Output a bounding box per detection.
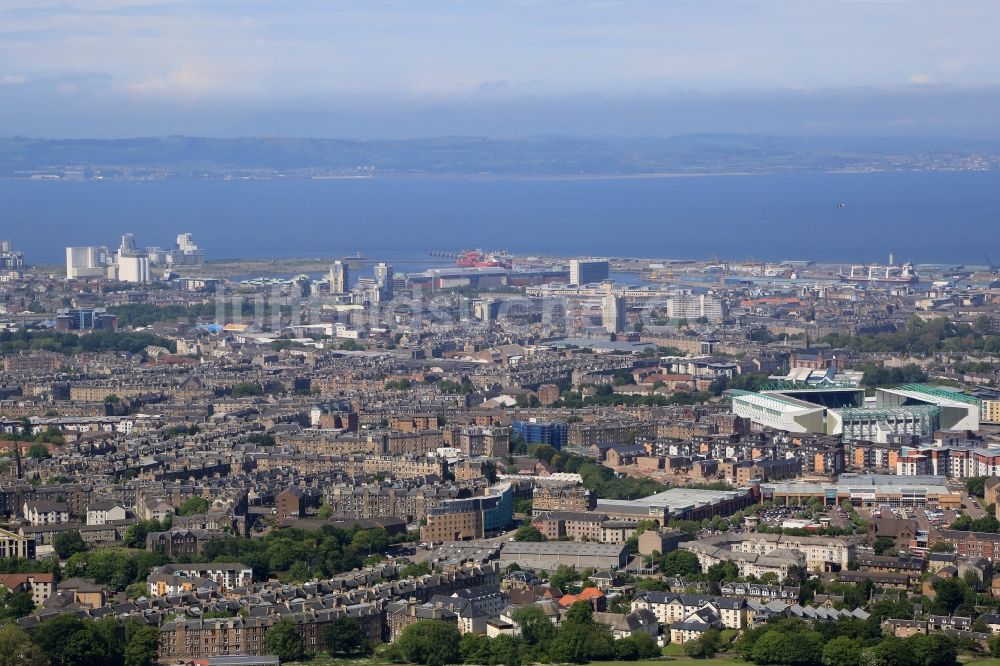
[589,659,744,666]
[961,660,1000,666]
[286,657,391,666]
[287,656,747,666]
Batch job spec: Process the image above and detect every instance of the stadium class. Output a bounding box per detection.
[729,383,981,442]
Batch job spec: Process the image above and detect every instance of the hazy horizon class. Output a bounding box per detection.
[3,1,1000,139]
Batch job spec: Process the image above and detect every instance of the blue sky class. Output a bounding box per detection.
[2,0,999,137]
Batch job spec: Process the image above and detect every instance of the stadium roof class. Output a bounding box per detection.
[889,384,981,406]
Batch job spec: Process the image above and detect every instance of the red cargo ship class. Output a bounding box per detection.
[455,249,513,269]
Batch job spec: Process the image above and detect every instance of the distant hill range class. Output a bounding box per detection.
[2,134,999,178]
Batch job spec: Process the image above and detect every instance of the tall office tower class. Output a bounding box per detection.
[167,232,205,265]
[602,294,627,334]
[176,233,197,253]
[374,261,394,300]
[569,258,610,285]
[330,260,350,294]
[119,233,138,255]
[0,241,23,269]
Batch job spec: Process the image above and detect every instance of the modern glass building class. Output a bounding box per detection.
[513,419,568,450]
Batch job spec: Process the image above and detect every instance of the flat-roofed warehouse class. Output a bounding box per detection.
[500,541,628,571]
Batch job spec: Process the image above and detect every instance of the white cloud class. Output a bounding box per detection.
[908,74,931,84]
[0,75,27,85]
[126,62,217,96]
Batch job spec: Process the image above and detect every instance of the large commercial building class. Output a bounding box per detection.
[683,532,854,574]
[66,246,108,279]
[54,308,118,332]
[116,234,151,284]
[730,384,981,442]
[0,527,35,559]
[760,474,962,509]
[499,541,628,571]
[569,259,610,285]
[420,483,513,543]
[595,487,753,524]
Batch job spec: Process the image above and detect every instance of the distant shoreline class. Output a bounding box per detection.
[5,167,993,183]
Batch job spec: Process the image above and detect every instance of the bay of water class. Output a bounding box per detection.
[2,171,998,266]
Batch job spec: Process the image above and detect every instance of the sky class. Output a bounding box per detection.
[2,0,1000,138]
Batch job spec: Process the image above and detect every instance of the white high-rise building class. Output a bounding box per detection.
[666,294,727,323]
[176,233,197,253]
[165,232,204,265]
[66,247,106,279]
[374,262,394,300]
[119,233,137,255]
[602,294,627,334]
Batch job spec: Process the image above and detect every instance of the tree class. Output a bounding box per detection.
[661,549,702,577]
[263,619,304,663]
[912,633,957,666]
[872,537,896,556]
[176,496,210,516]
[637,578,668,591]
[62,625,118,666]
[513,606,556,647]
[868,636,917,666]
[932,578,971,614]
[513,524,546,542]
[565,600,594,625]
[614,636,640,660]
[53,530,88,559]
[750,630,791,665]
[397,620,461,666]
[548,565,581,592]
[965,477,987,498]
[324,616,371,656]
[26,443,50,460]
[34,616,122,666]
[627,632,661,659]
[490,634,522,666]
[547,623,591,664]
[124,622,160,666]
[459,632,491,664]
[400,562,432,579]
[705,560,739,583]
[0,588,34,621]
[123,519,167,549]
[33,610,85,661]
[823,636,862,666]
[0,625,47,666]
